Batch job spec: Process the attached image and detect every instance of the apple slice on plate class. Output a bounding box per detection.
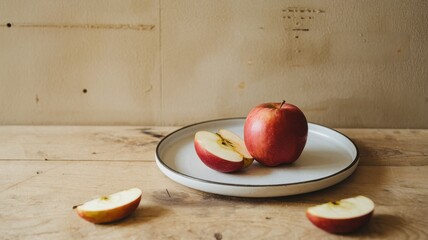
[75,188,142,224]
[306,195,375,233]
[194,129,254,173]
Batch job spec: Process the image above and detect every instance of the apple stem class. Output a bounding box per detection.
[280,100,286,108]
[72,204,81,209]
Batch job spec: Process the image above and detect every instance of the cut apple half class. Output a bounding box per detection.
[306,195,375,234]
[194,129,254,173]
[75,188,142,224]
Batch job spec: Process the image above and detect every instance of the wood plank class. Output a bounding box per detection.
[1,126,427,167]
[0,160,427,239]
[340,128,428,166]
[0,126,178,161]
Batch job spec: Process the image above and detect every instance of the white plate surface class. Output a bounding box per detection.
[156,118,359,197]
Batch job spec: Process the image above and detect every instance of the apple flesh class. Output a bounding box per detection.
[194,129,254,172]
[75,188,142,224]
[306,196,375,234]
[244,101,308,167]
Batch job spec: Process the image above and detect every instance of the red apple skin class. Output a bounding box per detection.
[244,102,308,167]
[77,196,141,224]
[194,139,244,173]
[306,210,373,234]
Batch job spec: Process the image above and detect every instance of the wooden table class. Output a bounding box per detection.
[1,126,427,239]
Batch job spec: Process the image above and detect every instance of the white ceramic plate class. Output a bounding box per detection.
[156,118,359,198]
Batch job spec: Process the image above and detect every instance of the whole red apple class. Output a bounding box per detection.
[244,101,308,167]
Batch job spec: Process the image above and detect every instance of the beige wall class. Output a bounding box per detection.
[0,0,427,128]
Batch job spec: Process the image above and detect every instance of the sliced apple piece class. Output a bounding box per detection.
[306,195,375,234]
[75,188,142,224]
[194,129,254,172]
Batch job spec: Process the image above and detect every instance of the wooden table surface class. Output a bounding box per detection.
[1,126,427,239]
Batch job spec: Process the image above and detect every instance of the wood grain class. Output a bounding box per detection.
[1,126,426,166]
[0,126,177,161]
[0,162,427,239]
[340,129,428,167]
[0,126,427,239]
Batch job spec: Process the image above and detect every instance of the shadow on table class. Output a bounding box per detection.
[100,205,170,226]
[346,214,408,238]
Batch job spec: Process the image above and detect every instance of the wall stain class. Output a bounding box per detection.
[238,81,246,89]
[282,7,325,13]
[292,28,309,31]
[1,22,155,31]
[281,6,328,66]
[144,84,153,93]
[282,6,324,32]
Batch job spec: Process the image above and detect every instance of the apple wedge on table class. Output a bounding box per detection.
[306,196,375,233]
[194,129,254,173]
[75,188,142,224]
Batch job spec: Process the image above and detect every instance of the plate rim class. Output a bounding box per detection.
[155,117,360,188]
